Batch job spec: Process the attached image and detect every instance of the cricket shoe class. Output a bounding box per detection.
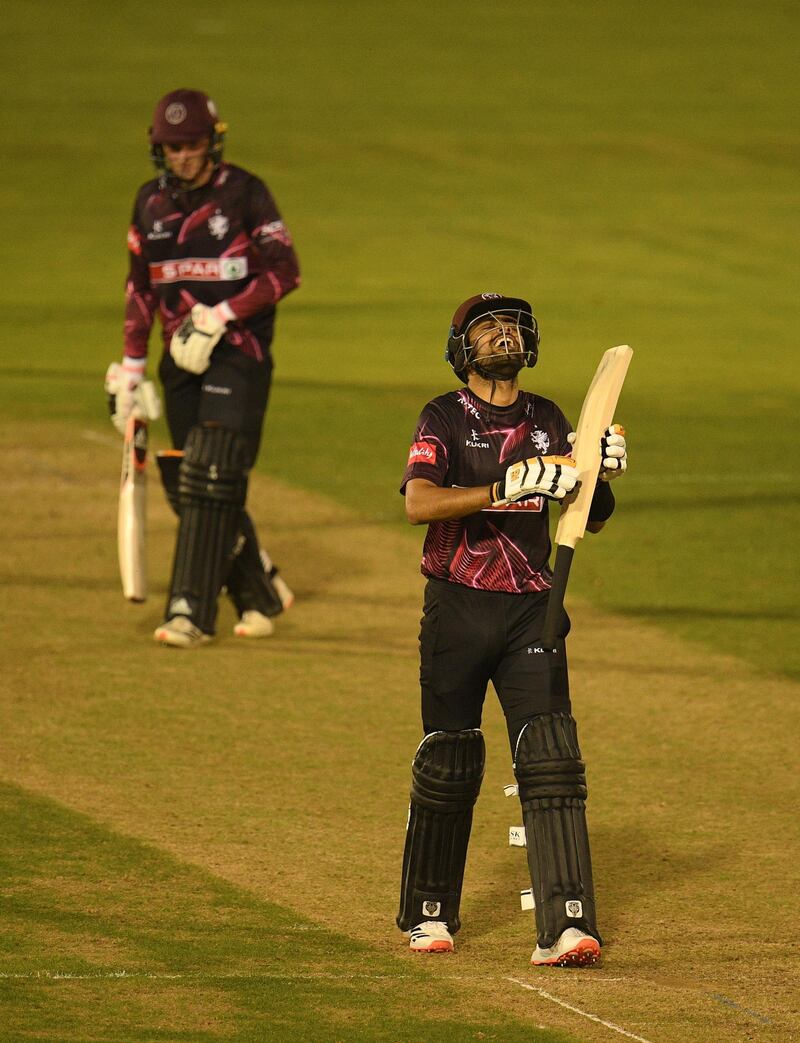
[233,610,275,638]
[153,616,212,648]
[531,928,601,967]
[408,921,454,954]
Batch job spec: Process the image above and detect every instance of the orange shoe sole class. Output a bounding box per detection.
[411,941,454,954]
[533,938,601,967]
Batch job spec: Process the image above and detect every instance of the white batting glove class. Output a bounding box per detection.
[105,357,144,434]
[105,360,162,435]
[566,426,628,481]
[170,302,233,374]
[491,455,579,506]
[600,424,627,481]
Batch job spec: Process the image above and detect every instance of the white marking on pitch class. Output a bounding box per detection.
[82,429,119,447]
[506,977,655,1043]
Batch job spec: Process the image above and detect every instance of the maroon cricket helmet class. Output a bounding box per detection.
[446,292,539,382]
[148,89,227,183]
[149,89,221,143]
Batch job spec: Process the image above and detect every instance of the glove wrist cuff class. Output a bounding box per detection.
[122,356,146,374]
[214,301,236,324]
[490,480,508,508]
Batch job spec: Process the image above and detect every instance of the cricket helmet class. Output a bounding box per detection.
[149,89,227,178]
[446,292,539,383]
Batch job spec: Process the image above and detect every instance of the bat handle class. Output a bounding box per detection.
[541,544,574,648]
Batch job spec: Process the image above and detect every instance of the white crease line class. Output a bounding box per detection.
[506,977,656,1043]
[81,429,120,447]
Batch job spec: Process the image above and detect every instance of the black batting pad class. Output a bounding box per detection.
[514,712,601,948]
[397,729,485,934]
[164,425,249,634]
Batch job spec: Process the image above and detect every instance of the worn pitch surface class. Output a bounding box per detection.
[1,423,797,1041]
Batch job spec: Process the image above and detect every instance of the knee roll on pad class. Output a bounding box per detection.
[397,729,485,934]
[165,425,250,634]
[179,425,248,507]
[514,712,601,948]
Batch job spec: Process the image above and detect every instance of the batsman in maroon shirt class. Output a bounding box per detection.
[396,293,628,966]
[105,89,300,647]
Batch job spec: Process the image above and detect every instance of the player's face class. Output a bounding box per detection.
[163,137,212,186]
[468,314,525,379]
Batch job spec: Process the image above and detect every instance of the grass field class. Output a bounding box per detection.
[2,1,799,1040]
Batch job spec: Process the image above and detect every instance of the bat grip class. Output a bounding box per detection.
[541,544,574,648]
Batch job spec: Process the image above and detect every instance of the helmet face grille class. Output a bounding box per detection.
[446,295,539,382]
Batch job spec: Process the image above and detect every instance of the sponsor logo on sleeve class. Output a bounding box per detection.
[127,225,142,256]
[254,219,293,247]
[408,441,437,465]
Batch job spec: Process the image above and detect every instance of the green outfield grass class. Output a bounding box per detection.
[2,1,799,1039]
[4,0,798,676]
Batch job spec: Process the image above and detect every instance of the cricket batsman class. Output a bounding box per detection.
[105,89,300,647]
[396,293,628,965]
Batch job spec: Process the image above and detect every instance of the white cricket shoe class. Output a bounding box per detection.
[233,610,275,638]
[153,616,211,648]
[531,927,600,967]
[408,921,454,954]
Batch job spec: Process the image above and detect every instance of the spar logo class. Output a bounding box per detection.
[408,441,437,465]
[149,257,249,283]
[127,225,142,256]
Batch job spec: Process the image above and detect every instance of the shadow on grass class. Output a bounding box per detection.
[0,781,576,1043]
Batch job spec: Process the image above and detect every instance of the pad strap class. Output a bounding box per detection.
[514,713,602,947]
[156,450,183,516]
[397,729,485,934]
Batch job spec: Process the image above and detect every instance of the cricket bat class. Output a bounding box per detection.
[118,414,149,602]
[540,344,633,646]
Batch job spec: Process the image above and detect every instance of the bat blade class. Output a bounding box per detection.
[556,344,633,550]
[540,344,633,646]
[118,415,148,602]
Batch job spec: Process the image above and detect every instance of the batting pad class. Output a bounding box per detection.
[225,511,284,618]
[397,729,485,934]
[165,425,248,634]
[514,712,601,948]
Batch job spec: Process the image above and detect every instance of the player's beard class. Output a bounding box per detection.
[472,352,525,381]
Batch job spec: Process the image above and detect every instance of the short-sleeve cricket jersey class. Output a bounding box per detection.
[400,388,572,593]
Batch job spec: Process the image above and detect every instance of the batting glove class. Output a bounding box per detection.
[491,455,579,506]
[105,360,162,435]
[105,357,145,434]
[599,424,627,480]
[170,302,233,374]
